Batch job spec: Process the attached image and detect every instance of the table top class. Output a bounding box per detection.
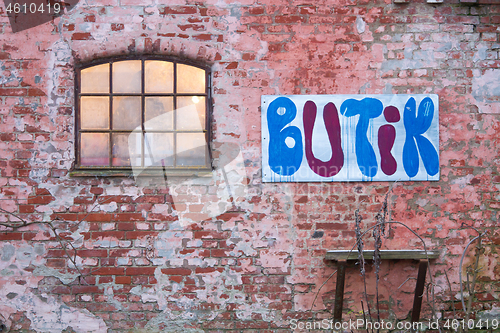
[325,249,440,261]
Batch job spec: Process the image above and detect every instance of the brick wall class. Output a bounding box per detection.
[0,0,499,331]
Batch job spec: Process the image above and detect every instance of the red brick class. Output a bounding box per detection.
[125,231,158,239]
[73,196,95,204]
[71,32,93,40]
[46,258,66,268]
[126,267,156,275]
[71,285,101,294]
[248,7,265,15]
[235,321,269,329]
[52,286,71,294]
[78,249,108,257]
[161,268,191,276]
[0,133,15,141]
[84,14,95,22]
[316,222,347,230]
[193,230,230,239]
[19,205,35,213]
[195,267,223,274]
[89,187,104,195]
[111,23,124,31]
[109,249,132,257]
[99,195,133,203]
[193,34,213,41]
[274,15,306,24]
[0,232,23,241]
[93,267,125,276]
[84,213,113,222]
[117,222,136,231]
[86,303,117,312]
[51,213,79,221]
[90,231,125,239]
[159,6,198,15]
[115,276,132,284]
[211,249,231,257]
[9,160,30,169]
[203,321,235,329]
[0,88,45,96]
[99,276,113,283]
[114,213,144,222]
[46,249,67,257]
[23,233,37,241]
[133,195,164,204]
[169,275,183,283]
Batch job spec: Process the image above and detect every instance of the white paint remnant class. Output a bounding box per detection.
[356,16,366,34]
[33,266,80,285]
[0,243,107,332]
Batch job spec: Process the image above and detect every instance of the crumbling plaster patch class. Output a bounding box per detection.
[0,243,106,332]
[472,69,500,114]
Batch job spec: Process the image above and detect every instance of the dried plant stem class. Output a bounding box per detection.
[343,220,440,332]
[355,209,373,331]
[459,233,486,314]
[460,233,485,332]
[0,195,119,285]
[310,270,337,312]
[443,269,456,318]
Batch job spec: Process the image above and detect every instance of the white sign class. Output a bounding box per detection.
[262,94,439,182]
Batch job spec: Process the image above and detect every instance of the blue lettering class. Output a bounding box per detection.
[267,97,303,176]
[340,98,383,178]
[402,97,439,177]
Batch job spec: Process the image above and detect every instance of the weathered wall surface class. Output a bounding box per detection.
[0,0,499,331]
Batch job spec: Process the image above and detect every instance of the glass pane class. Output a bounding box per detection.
[145,61,174,93]
[177,133,207,167]
[176,96,206,131]
[113,97,141,130]
[144,133,174,167]
[81,133,109,166]
[177,64,205,93]
[81,64,109,93]
[112,133,141,167]
[80,97,109,130]
[145,97,174,131]
[112,60,142,93]
[129,132,143,168]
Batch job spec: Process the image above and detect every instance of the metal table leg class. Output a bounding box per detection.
[333,260,347,321]
[411,259,428,323]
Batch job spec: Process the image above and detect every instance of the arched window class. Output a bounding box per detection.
[74,57,211,176]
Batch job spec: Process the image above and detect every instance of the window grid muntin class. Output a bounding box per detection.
[76,57,210,171]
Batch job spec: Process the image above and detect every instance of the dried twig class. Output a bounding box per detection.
[355,209,373,331]
[443,269,457,318]
[0,195,119,285]
[458,230,486,332]
[310,270,337,312]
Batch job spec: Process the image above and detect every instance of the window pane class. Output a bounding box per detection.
[145,61,174,93]
[144,133,174,167]
[176,96,206,131]
[81,64,109,93]
[112,133,141,167]
[177,133,207,167]
[81,133,109,166]
[112,60,142,93]
[177,64,205,94]
[145,97,174,131]
[113,96,141,130]
[80,97,109,130]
